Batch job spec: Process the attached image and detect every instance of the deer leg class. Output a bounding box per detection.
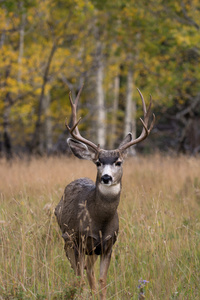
[65,246,78,273]
[65,245,85,285]
[86,254,98,292]
[99,251,112,300]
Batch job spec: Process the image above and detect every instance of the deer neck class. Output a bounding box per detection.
[97,181,121,199]
[92,179,121,221]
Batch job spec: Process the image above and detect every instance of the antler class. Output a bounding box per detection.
[119,88,155,152]
[65,85,100,152]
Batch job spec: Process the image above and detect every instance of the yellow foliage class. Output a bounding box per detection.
[27,15,33,22]
[74,0,85,9]
[174,2,181,12]
[176,35,192,46]
[0,101,4,111]
[5,77,17,87]
[22,103,33,115]
[122,6,137,19]
[0,8,6,28]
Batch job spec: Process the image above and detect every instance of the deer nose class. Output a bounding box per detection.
[101,174,112,184]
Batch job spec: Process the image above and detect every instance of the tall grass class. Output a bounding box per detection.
[0,154,200,299]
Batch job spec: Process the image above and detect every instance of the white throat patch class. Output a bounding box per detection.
[98,183,121,196]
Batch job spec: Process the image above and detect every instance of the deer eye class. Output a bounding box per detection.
[115,161,122,167]
[95,161,101,167]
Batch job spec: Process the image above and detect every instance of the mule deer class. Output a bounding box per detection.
[55,87,155,299]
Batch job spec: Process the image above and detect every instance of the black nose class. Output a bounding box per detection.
[101,174,112,184]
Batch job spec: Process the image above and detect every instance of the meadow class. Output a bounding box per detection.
[0,154,200,299]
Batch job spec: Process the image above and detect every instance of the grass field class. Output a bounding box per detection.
[0,154,200,299]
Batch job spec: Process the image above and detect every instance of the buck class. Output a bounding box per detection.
[55,87,155,299]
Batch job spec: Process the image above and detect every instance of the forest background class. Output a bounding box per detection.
[0,0,200,157]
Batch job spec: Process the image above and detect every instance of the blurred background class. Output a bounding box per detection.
[0,0,200,159]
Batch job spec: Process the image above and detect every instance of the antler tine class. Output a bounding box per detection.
[150,113,156,130]
[65,87,100,153]
[68,91,73,107]
[119,89,155,152]
[68,90,80,136]
[74,84,84,106]
[137,88,147,115]
[65,117,82,133]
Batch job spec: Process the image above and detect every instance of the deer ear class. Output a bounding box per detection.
[118,133,133,149]
[118,133,133,157]
[67,138,97,161]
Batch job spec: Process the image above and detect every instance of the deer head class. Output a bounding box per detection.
[66,86,155,191]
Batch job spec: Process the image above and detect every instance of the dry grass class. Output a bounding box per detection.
[0,154,200,299]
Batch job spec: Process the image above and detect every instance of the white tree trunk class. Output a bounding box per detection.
[96,43,106,148]
[109,75,119,149]
[124,68,136,155]
[18,4,25,82]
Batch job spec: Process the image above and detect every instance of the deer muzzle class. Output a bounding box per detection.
[101,174,112,185]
